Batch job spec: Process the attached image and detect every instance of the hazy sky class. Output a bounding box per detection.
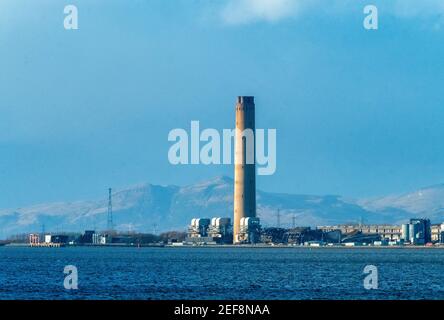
[1,0,444,208]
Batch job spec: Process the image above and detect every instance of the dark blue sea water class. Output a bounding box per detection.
[1,246,444,300]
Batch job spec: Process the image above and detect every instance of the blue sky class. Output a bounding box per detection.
[1,0,444,208]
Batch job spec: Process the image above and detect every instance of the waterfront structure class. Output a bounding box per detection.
[92,233,107,244]
[318,220,434,245]
[431,224,441,243]
[80,230,96,244]
[317,224,402,241]
[401,224,410,242]
[408,219,431,245]
[441,223,444,244]
[110,235,137,244]
[43,234,69,244]
[29,233,65,247]
[186,217,232,244]
[188,218,211,238]
[44,234,52,243]
[261,227,289,244]
[52,235,69,244]
[29,233,40,245]
[233,96,257,244]
[236,217,261,244]
[338,230,382,244]
[207,218,232,243]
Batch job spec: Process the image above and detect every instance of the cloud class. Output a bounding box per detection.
[219,0,444,26]
[391,0,444,18]
[390,0,444,30]
[220,0,306,25]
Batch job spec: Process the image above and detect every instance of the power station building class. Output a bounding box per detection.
[186,217,232,244]
[185,96,261,245]
[233,96,260,244]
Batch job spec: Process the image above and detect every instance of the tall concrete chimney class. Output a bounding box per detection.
[233,96,256,243]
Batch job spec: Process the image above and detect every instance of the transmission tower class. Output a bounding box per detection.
[107,188,114,231]
[359,216,365,228]
[277,209,281,228]
[153,223,158,235]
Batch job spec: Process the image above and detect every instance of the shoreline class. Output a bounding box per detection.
[3,243,444,249]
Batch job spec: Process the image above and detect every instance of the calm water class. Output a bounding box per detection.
[1,246,444,300]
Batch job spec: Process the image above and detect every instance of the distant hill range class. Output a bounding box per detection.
[1,176,444,236]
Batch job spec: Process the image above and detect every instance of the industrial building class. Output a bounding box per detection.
[441,224,444,244]
[44,234,69,244]
[92,233,107,244]
[260,227,340,245]
[431,223,444,243]
[186,217,233,244]
[29,233,40,245]
[316,219,438,246]
[339,231,382,245]
[236,217,261,244]
[401,219,431,245]
[188,218,211,238]
[317,224,402,242]
[207,218,232,243]
[80,230,96,244]
[185,215,261,245]
[28,233,67,247]
[260,228,289,244]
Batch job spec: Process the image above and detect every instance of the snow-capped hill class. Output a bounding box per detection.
[1,177,444,237]
[359,184,444,222]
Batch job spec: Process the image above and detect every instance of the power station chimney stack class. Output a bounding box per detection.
[233,96,256,243]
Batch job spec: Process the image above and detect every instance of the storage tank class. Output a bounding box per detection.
[401,224,410,241]
[409,223,420,244]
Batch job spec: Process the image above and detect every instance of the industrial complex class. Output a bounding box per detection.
[182,218,444,246]
[24,218,444,247]
[183,97,444,247]
[14,96,444,248]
